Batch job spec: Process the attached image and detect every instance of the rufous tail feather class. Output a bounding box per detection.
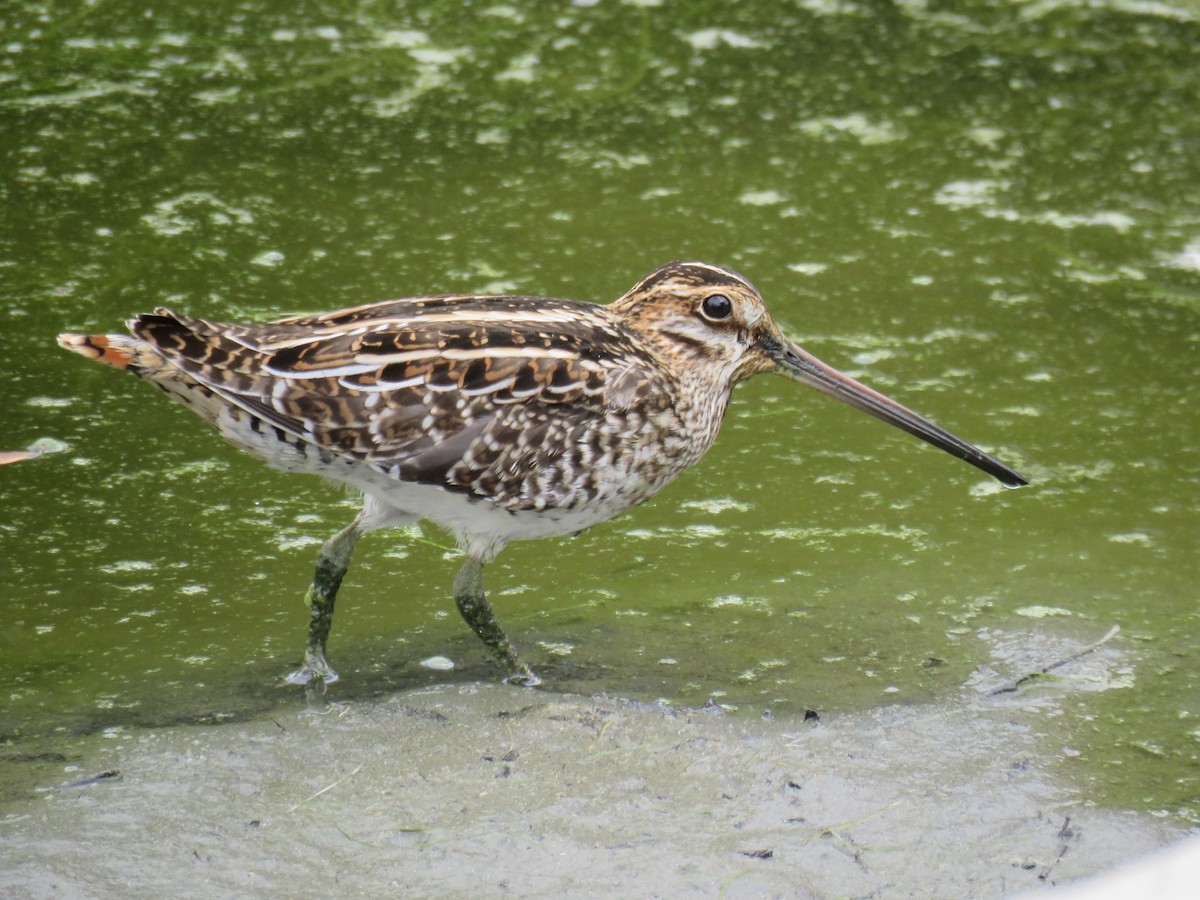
[57,333,135,370]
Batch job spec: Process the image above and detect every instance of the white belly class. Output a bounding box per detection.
[345,459,667,563]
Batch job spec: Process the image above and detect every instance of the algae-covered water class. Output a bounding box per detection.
[2,0,1197,824]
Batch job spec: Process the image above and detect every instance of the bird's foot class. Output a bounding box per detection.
[503,665,542,688]
[284,649,340,687]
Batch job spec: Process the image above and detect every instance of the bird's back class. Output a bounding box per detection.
[59,294,718,537]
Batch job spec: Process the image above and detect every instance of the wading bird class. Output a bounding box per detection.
[60,262,1026,686]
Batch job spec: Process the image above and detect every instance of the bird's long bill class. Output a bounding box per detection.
[773,339,1028,487]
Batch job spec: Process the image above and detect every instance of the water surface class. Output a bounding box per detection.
[2,0,1198,821]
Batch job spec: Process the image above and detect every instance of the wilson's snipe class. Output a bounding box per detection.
[59,261,1026,686]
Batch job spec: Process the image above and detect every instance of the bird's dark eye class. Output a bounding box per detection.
[700,294,733,321]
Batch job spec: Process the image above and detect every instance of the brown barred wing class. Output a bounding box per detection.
[129,301,673,510]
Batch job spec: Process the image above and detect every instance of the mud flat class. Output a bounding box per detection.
[0,631,1191,898]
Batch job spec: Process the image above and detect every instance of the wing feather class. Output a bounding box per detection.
[131,297,674,510]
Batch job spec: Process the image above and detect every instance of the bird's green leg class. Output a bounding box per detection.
[453,557,540,686]
[285,520,363,687]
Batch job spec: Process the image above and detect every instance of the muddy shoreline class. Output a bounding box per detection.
[1,663,1190,898]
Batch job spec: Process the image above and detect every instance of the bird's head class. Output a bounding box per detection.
[610,261,780,382]
[612,261,1027,487]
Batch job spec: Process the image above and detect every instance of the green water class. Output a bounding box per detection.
[2,1,1197,821]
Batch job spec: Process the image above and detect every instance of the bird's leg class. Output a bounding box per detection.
[453,557,540,686]
[285,519,363,687]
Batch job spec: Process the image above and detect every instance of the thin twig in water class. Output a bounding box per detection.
[717,867,755,898]
[56,770,120,791]
[1039,816,1075,882]
[286,763,364,813]
[990,625,1120,697]
[594,717,614,743]
[815,799,902,873]
[820,827,868,872]
[333,822,386,850]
